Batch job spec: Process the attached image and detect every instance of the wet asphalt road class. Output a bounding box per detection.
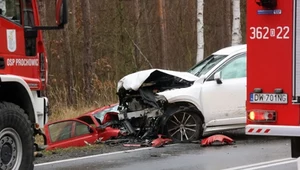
[34,131,294,170]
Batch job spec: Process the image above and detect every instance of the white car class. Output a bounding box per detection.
[117,44,247,142]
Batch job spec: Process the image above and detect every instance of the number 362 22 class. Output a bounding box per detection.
[249,26,290,40]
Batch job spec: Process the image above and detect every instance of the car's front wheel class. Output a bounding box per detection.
[164,106,203,142]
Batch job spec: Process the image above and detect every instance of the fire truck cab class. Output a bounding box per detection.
[246,0,300,158]
[0,0,67,169]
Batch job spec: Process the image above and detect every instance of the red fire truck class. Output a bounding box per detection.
[246,0,300,158]
[0,0,67,169]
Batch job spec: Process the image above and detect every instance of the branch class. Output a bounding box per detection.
[124,28,153,68]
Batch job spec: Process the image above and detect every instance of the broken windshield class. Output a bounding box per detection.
[93,104,119,123]
[188,55,227,77]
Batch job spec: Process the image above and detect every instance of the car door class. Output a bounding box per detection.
[45,119,99,150]
[200,53,246,127]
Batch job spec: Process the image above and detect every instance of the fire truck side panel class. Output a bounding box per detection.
[246,0,300,130]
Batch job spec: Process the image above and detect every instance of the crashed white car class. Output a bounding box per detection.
[117,44,247,142]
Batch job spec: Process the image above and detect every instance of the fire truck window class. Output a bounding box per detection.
[219,53,246,80]
[0,0,21,24]
[23,0,36,56]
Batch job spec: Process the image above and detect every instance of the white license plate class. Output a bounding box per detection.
[250,93,288,104]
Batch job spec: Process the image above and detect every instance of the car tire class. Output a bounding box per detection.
[163,105,203,143]
[0,102,34,170]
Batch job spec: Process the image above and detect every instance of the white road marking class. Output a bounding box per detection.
[34,144,178,167]
[223,158,294,170]
[244,159,296,170]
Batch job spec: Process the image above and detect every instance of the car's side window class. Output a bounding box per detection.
[48,121,73,143]
[75,121,91,137]
[220,54,246,79]
[207,53,246,81]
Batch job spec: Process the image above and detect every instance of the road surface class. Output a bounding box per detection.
[35,132,295,170]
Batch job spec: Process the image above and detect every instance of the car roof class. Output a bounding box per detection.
[212,44,246,55]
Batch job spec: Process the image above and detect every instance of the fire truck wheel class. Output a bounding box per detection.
[164,106,203,143]
[0,102,34,170]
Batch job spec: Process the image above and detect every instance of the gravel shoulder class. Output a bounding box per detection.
[34,144,142,164]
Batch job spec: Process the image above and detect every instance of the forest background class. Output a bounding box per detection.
[38,0,246,121]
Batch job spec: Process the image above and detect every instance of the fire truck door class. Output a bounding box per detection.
[0,0,25,57]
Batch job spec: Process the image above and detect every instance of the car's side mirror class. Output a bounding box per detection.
[214,71,222,84]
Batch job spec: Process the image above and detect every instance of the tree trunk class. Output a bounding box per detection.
[158,0,168,69]
[63,25,75,106]
[142,1,153,68]
[133,0,141,69]
[232,0,242,45]
[81,0,93,102]
[224,0,232,47]
[71,0,77,33]
[196,0,204,63]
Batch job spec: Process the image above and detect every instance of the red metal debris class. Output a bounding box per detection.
[201,134,235,146]
[151,134,172,148]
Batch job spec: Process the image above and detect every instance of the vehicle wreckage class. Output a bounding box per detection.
[43,69,201,150]
[116,69,202,142]
[43,45,246,150]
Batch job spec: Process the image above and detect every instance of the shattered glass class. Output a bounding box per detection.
[93,104,119,123]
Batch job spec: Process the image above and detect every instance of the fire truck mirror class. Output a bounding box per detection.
[55,0,68,27]
[255,0,277,9]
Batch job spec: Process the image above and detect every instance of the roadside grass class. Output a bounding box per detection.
[41,144,106,156]
[48,104,101,123]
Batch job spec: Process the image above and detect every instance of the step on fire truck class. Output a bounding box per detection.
[0,0,67,169]
[246,0,300,158]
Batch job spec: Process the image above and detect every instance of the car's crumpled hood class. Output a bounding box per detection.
[117,69,199,91]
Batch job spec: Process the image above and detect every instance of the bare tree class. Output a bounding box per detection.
[133,0,141,69]
[196,0,204,63]
[224,0,232,46]
[62,3,76,106]
[232,0,242,45]
[81,0,93,102]
[158,0,168,69]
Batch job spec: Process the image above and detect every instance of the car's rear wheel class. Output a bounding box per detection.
[164,106,203,142]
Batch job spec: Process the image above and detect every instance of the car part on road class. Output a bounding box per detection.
[201,134,235,146]
[151,134,172,148]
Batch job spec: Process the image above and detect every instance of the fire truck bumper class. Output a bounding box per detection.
[246,124,300,137]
